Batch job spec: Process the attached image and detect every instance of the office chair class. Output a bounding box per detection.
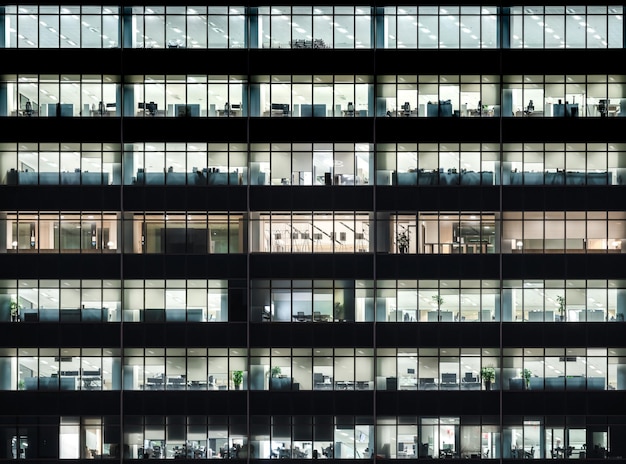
[296,311,306,322]
[347,101,355,116]
[523,446,534,459]
[25,100,33,117]
[403,101,411,115]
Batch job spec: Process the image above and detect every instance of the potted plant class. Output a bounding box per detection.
[10,299,20,322]
[396,229,410,254]
[232,370,243,390]
[270,366,282,378]
[522,368,532,389]
[481,366,495,391]
[556,295,565,321]
[334,301,345,321]
[18,379,25,390]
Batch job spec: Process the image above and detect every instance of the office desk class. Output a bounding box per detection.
[270,376,293,390]
[528,310,554,322]
[578,309,605,321]
[166,377,187,390]
[292,313,312,322]
[439,382,459,390]
[6,170,109,185]
[399,378,418,390]
[217,109,242,117]
[335,380,355,390]
[460,381,481,390]
[427,310,453,321]
[145,377,165,390]
[81,376,102,390]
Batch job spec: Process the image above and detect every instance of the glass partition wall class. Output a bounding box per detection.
[3,278,624,325]
[249,279,626,323]
[2,5,120,48]
[1,212,120,254]
[254,75,374,117]
[257,6,372,49]
[2,142,624,187]
[2,74,624,118]
[130,6,246,49]
[2,75,120,117]
[2,5,625,50]
[2,346,624,392]
[0,143,121,185]
[509,6,623,49]
[0,414,619,460]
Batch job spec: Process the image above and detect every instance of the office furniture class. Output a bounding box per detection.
[217,103,242,117]
[81,370,102,390]
[301,104,327,117]
[427,310,453,321]
[509,378,525,390]
[419,378,437,390]
[427,100,453,117]
[206,170,239,185]
[440,373,458,390]
[291,38,327,48]
[528,310,554,321]
[60,308,81,322]
[144,308,165,322]
[166,376,186,390]
[187,308,205,322]
[579,309,605,321]
[45,103,73,117]
[314,373,333,390]
[393,169,493,186]
[146,376,165,390]
[268,103,290,117]
[508,170,611,185]
[399,377,418,390]
[6,170,110,186]
[39,308,59,322]
[335,380,355,390]
[396,172,418,185]
[313,311,330,322]
[135,169,164,184]
[174,104,200,117]
[461,380,481,390]
[138,101,158,116]
[345,101,355,116]
[587,377,605,390]
[553,103,579,117]
[166,308,186,322]
[21,310,39,322]
[30,375,74,391]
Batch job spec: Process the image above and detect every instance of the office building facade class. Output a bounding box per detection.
[1,1,626,461]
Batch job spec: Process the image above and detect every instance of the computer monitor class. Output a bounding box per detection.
[139,102,158,115]
[441,373,456,384]
[271,103,289,114]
